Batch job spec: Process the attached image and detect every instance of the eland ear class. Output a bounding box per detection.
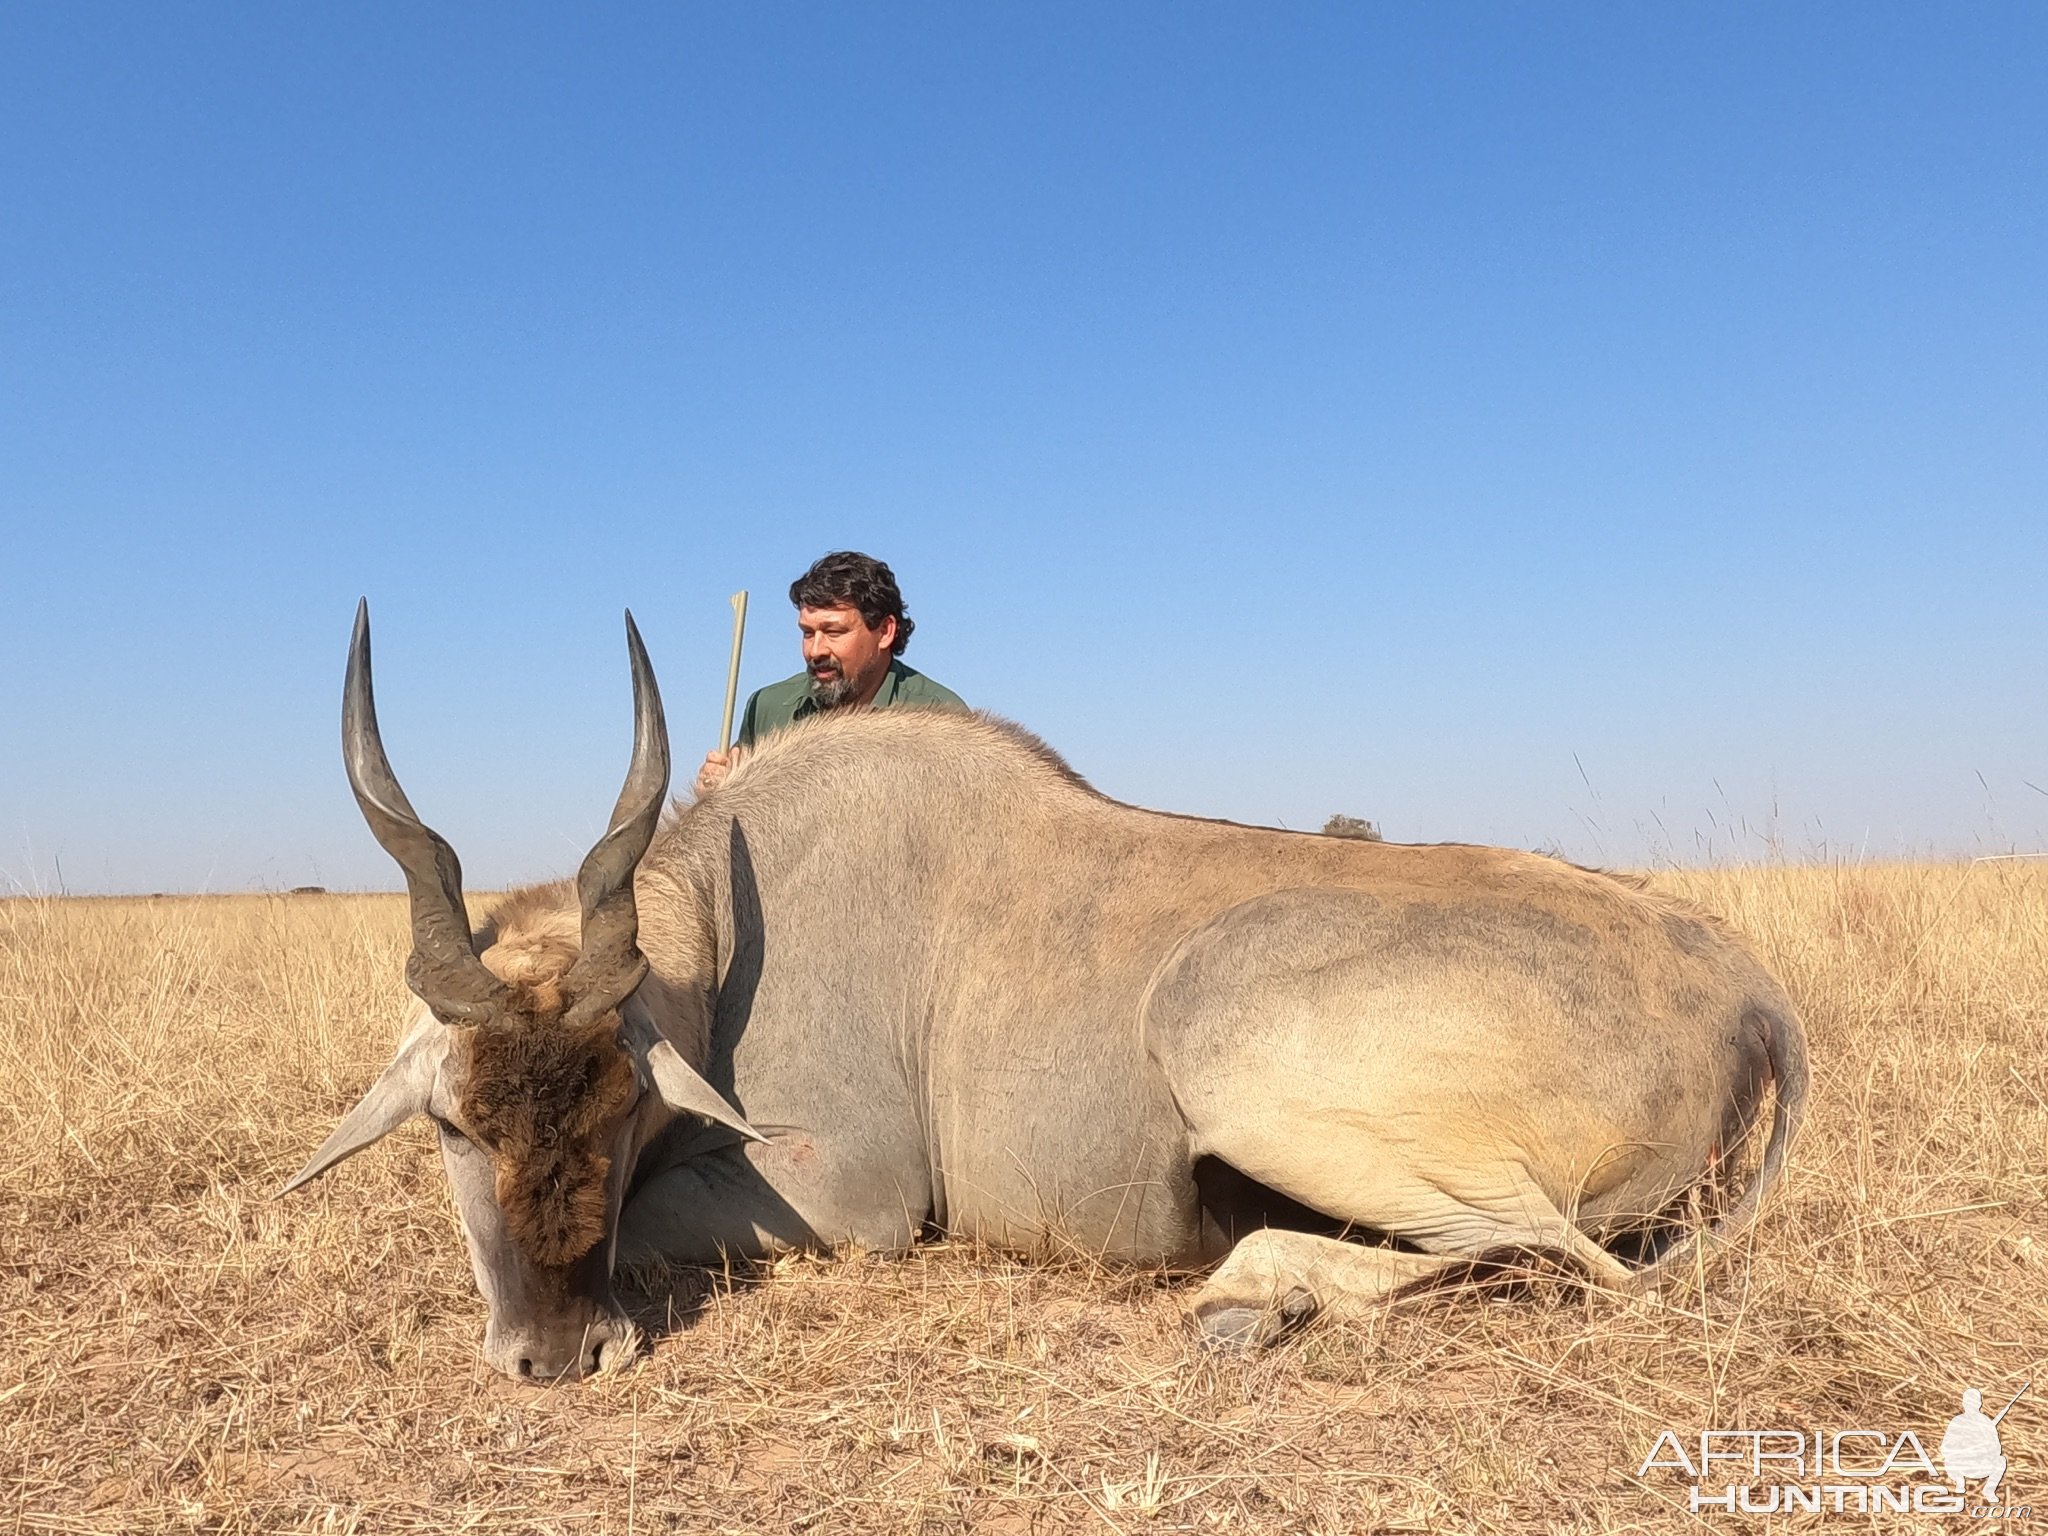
[643,1037,767,1143]
[279,1022,448,1195]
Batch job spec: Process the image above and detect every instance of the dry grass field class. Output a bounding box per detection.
[3,863,2044,1533]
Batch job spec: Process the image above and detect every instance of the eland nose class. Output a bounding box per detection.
[487,1312,638,1382]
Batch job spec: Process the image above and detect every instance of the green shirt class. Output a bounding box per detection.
[736,660,966,750]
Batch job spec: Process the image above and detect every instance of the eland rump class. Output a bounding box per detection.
[287,604,1808,1379]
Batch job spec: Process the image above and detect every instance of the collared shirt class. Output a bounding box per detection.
[736,659,967,750]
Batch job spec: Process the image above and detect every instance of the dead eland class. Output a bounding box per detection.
[286,604,1808,1380]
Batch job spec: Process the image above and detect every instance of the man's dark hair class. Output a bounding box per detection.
[789,551,914,655]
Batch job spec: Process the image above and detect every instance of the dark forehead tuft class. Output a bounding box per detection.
[456,1000,639,1266]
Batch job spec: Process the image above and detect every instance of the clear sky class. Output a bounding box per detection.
[3,4,2044,893]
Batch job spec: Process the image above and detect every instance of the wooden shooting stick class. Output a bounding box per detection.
[719,591,749,752]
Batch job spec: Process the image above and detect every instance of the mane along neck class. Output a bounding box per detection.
[639,708,1108,906]
[726,707,1098,801]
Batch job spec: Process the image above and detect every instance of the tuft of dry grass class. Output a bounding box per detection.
[2,867,2044,1533]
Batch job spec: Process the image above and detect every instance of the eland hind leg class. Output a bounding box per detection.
[1145,887,1688,1348]
[1189,1176,1636,1350]
[1178,1078,1644,1348]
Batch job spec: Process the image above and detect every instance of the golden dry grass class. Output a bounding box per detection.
[2,865,2044,1533]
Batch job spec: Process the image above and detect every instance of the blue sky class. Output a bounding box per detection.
[3,4,2043,892]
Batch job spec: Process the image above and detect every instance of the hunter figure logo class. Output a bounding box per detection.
[1944,1385,2027,1504]
[1637,1380,2032,1517]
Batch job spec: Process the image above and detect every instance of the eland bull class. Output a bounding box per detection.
[286,603,1807,1379]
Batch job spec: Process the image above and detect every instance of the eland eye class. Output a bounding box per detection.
[431,1115,472,1146]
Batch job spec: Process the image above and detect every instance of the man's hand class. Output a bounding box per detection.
[694,748,739,799]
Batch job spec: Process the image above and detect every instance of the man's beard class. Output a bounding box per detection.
[807,665,858,709]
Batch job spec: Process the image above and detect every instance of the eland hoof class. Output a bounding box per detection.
[1192,1288,1316,1353]
[1194,1305,1267,1353]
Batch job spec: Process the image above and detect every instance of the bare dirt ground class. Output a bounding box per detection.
[3,863,2044,1532]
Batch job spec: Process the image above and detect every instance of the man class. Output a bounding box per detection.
[694,551,965,797]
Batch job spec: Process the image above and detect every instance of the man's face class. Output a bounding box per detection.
[799,604,897,708]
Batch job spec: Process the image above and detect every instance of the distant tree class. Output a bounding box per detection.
[1321,814,1382,842]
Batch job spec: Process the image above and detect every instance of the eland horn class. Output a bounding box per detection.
[343,599,506,1023]
[563,611,670,1022]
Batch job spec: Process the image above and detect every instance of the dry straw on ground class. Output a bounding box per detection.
[3,864,2044,1532]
